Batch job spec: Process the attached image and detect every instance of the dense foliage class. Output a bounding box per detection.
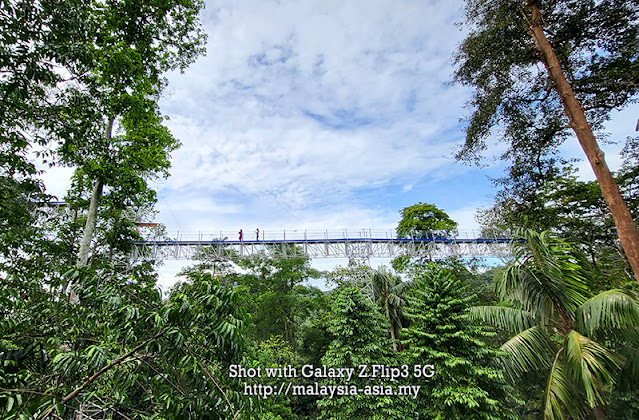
[1,267,249,418]
[396,202,458,239]
[471,230,639,419]
[318,286,409,419]
[402,264,518,419]
[2,1,639,419]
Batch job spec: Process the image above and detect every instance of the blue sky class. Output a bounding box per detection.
[39,0,639,291]
[155,1,492,234]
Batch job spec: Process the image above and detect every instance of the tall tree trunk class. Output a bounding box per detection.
[525,1,639,282]
[389,324,398,352]
[392,307,404,351]
[76,179,104,268]
[69,117,114,303]
[76,117,114,268]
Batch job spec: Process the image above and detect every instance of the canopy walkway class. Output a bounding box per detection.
[132,229,513,261]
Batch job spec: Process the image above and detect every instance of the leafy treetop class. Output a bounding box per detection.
[396,202,458,239]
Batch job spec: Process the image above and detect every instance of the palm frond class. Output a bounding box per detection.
[469,305,537,335]
[496,262,521,299]
[507,268,556,322]
[498,326,556,382]
[543,350,583,420]
[564,330,623,408]
[387,293,404,308]
[390,279,414,296]
[498,230,590,323]
[575,290,639,338]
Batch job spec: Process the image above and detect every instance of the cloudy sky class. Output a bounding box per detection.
[157,0,485,233]
[41,0,639,291]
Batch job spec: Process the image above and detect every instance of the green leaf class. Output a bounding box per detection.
[498,326,556,382]
[564,330,623,408]
[544,352,581,420]
[576,290,639,337]
[470,305,536,335]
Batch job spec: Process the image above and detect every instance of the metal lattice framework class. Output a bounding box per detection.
[132,229,514,261]
[27,204,514,262]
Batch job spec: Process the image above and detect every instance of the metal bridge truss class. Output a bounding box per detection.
[132,237,513,261]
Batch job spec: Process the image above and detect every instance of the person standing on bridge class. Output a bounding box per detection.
[256,228,259,241]
[238,229,243,241]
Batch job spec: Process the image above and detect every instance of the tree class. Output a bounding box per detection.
[617,136,639,220]
[318,286,410,420]
[252,335,298,420]
[454,0,639,281]
[236,246,320,346]
[0,2,246,417]
[1,269,250,418]
[0,0,206,303]
[396,202,458,239]
[401,263,519,419]
[471,230,639,419]
[0,0,82,272]
[478,159,639,288]
[56,0,205,272]
[475,147,564,236]
[371,267,411,351]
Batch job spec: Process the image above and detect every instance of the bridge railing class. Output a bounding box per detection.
[140,229,512,243]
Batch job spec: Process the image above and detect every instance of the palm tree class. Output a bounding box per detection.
[471,230,639,419]
[371,267,411,351]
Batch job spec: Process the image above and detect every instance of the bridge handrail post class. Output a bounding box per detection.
[283,230,287,257]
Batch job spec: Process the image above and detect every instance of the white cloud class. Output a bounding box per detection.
[448,204,481,232]
[148,0,639,289]
[147,1,503,286]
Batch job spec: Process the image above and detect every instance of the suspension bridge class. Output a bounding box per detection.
[32,203,514,261]
[132,229,514,261]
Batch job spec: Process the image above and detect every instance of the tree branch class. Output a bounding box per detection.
[0,387,53,397]
[135,354,188,397]
[183,345,239,419]
[38,331,164,420]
